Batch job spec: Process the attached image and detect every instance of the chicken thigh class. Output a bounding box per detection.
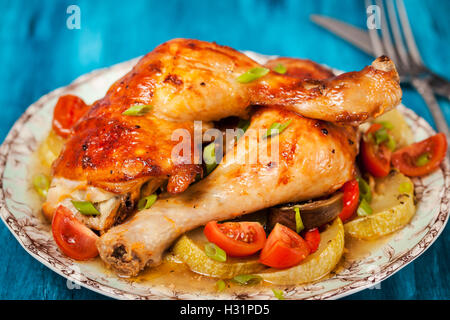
[124,38,401,124]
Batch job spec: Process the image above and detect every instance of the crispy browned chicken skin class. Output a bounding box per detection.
[126,38,400,123]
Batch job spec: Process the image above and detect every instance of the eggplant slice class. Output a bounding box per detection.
[268,192,343,231]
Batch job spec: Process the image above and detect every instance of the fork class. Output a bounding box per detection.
[365,0,449,155]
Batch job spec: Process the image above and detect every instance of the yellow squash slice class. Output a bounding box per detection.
[37,130,65,168]
[172,227,266,279]
[256,218,344,285]
[344,171,415,240]
[375,108,413,149]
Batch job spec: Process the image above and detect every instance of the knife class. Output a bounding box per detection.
[310,14,450,100]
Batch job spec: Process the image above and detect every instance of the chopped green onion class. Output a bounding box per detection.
[374,127,389,145]
[238,118,251,132]
[398,182,413,194]
[232,274,262,286]
[357,177,372,203]
[273,63,287,74]
[216,280,226,292]
[415,152,431,167]
[203,142,218,175]
[71,200,100,216]
[386,135,396,151]
[263,120,292,139]
[236,67,270,83]
[272,289,285,300]
[294,207,304,233]
[376,121,394,130]
[33,174,50,198]
[236,118,251,140]
[204,242,227,262]
[137,194,157,211]
[357,198,373,217]
[122,104,152,116]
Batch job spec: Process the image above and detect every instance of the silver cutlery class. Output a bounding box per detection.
[311,0,449,154]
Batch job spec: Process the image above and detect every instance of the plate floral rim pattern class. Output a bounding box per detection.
[0,53,449,300]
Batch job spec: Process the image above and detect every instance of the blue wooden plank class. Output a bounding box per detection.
[0,0,448,299]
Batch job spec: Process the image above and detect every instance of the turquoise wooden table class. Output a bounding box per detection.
[0,0,449,300]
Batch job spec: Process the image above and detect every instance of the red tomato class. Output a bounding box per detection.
[52,205,99,260]
[304,228,321,253]
[204,221,266,257]
[52,94,89,138]
[361,123,392,177]
[259,223,311,269]
[392,133,447,177]
[339,179,360,222]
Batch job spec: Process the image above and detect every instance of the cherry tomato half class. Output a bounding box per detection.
[304,228,321,253]
[259,223,311,269]
[204,221,266,257]
[339,179,360,222]
[391,133,447,177]
[361,123,392,177]
[52,205,99,260]
[52,94,89,138]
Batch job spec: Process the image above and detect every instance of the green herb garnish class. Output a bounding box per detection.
[71,200,100,216]
[398,182,413,194]
[272,289,285,300]
[204,242,227,262]
[236,118,251,140]
[357,177,372,203]
[273,63,287,74]
[386,135,396,151]
[33,174,50,198]
[236,67,270,83]
[137,194,157,211]
[415,152,431,167]
[232,274,262,286]
[203,142,218,175]
[374,127,389,145]
[357,198,373,217]
[294,207,304,233]
[216,280,226,292]
[122,104,152,116]
[238,118,251,132]
[369,122,396,150]
[376,121,394,130]
[263,120,292,139]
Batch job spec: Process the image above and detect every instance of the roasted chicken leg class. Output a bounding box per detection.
[97,105,358,276]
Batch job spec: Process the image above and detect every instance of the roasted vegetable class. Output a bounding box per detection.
[204,221,266,257]
[37,130,65,168]
[259,223,311,269]
[172,227,266,279]
[268,192,343,231]
[374,108,413,149]
[391,133,447,177]
[344,171,415,240]
[257,218,344,285]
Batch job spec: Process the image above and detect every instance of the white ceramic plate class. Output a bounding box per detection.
[0,52,449,300]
